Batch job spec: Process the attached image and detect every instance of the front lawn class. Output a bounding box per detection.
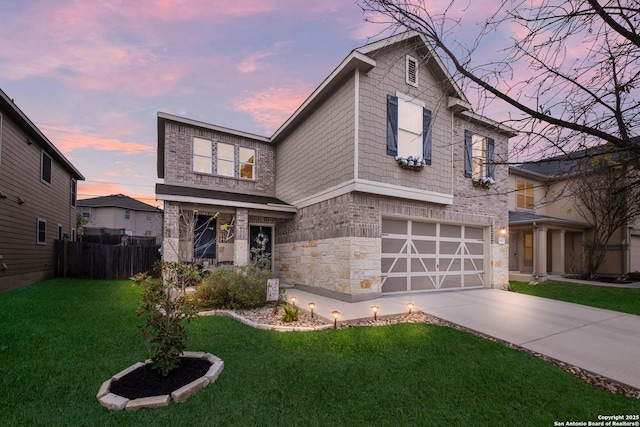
[1,279,639,426]
[509,280,640,316]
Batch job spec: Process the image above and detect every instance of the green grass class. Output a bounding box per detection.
[509,280,640,315]
[2,279,639,426]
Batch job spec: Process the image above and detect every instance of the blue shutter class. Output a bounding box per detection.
[422,108,432,165]
[464,130,472,178]
[387,95,398,156]
[487,137,495,178]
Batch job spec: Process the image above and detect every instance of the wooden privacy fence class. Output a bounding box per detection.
[55,240,161,280]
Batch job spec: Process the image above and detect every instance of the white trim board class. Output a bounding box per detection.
[292,179,454,209]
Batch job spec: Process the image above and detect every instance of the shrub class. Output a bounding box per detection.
[281,304,302,323]
[193,265,277,309]
[192,268,234,309]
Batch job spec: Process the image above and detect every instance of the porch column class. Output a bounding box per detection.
[163,202,180,262]
[534,225,548,282]
[551,229,566,275]
[234,208,249,266]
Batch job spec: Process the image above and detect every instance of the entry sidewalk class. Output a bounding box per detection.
[286,288,640,390]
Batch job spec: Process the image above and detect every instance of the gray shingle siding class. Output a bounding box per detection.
[275,76,355,204]
[358,43,453,195]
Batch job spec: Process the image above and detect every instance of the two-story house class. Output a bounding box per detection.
[0,88,84,291]
[77,194,163,242]
[156,31,517,301]
[508,144,640,282]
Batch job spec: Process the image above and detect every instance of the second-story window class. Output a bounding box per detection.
[41,151,52,185]
[516,180,534,210]
[386,94,432,164]
[193,137,212,174]
[464,130,495,181]
[217,142,234,177]
[239,147,255,180]
[124,209,131,220]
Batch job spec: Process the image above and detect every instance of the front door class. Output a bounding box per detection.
[249,225,273,270]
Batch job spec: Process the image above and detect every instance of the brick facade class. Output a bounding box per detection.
[157,31,513,297]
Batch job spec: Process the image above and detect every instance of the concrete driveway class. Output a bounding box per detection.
[288,288,640,390]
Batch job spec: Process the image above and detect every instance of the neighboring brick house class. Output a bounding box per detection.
[508,144,640,282]
[156,31,517,301]
[77,194,163,241]
[0,88,84,291]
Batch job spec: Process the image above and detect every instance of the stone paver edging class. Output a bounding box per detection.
[97,351,224,411]
[198,309,334,331]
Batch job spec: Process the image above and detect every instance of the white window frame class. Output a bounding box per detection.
[41,151,52,185]
[406,55,419,87]
[70,178,77,207]
[193,137,212,174]
[71,228,76,242]
[146,212,153,222]
[396,92,425,159]
[471,134,488,180]
[124,209,131,220]
[239,147,256,180]
[516,179,534,210]
[37,218,46,245]
[217,142,235,177]
[57,224,63,241]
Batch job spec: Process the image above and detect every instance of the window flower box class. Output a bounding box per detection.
[473,176,495,189]
[395,155,426,171]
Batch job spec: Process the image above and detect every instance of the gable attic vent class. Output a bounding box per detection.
[406,55,418,87]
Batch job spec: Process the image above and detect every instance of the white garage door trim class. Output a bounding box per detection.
[381,219,486,293]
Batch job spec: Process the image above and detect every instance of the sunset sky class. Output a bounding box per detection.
[1,0,516,206]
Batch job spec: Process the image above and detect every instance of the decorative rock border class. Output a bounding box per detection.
[97,351,224,411]
[198,309,334,332]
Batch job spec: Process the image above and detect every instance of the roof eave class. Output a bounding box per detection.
[270,51,376,143]
[459,110,518,137]
[0,88,85,180]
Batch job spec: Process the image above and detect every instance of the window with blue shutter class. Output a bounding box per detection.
[387,94,432,165]
[387,95,398,156]
[464,130,495,180]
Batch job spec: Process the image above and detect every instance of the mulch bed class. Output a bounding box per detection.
[109,358,211,399]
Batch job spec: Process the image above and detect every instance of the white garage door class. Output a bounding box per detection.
[381,219,486,293]
[630,235,640,273]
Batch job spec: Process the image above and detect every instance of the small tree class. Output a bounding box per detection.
[571,158,640,277]
[134,263,198,376]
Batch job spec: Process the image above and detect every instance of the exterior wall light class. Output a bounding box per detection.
[499,227,507,236]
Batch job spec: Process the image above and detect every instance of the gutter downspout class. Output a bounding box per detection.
[533,222,538,280]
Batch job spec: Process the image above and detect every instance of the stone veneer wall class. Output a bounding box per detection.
[275,237,380,301]
[275,188,509,299]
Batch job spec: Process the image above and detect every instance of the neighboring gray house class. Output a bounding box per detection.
[156,31,517,301]
[0,88,85,291]
[77,194,163,241]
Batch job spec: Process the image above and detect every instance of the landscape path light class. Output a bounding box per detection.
[290,296,296,306]
[371,305,379,321]
[407,302,414,314]
[331,311,340,329]
[308,302,315,319]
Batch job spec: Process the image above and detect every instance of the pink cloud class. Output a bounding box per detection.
[236,42,290,74]
[39,124,153,154]
[78,181,158,206]
[233,85,314,133]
